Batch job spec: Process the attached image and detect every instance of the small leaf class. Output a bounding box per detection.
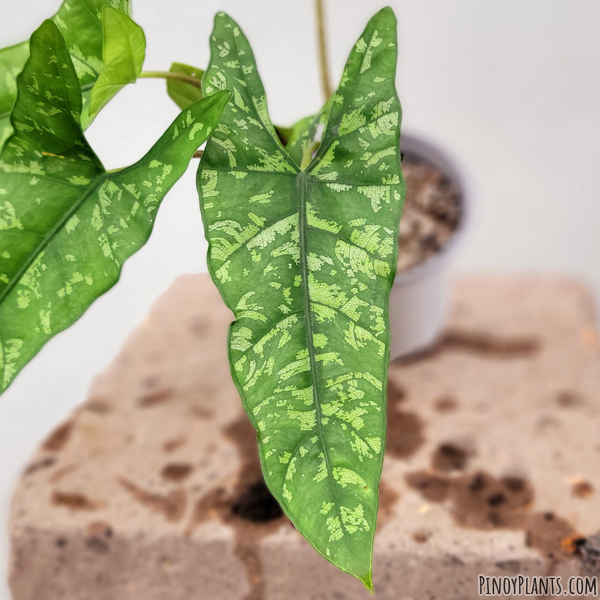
[0,0,131,151]
[199,8,404,587]
[167,62,204,111]
[88,6,146,121]
[284,98,333,167]
[56,0,131,90]
[0,42,30,150]
[0,20,229,393]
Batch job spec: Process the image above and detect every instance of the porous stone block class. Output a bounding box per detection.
[8,275,600,599]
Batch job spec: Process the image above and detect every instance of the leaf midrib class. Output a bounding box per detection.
[297,170,341,523]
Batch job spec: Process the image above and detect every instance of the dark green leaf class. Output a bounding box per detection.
[0,0,132,149]
[198,9,404,587]
[88,6,146,121]
[0,20,229,393]
[167,62,204,111]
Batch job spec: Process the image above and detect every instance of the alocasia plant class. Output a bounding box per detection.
[0,0,405,590]
[199,9,404,586]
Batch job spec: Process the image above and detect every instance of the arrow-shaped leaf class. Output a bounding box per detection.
[0,0,132,150]
[198,8,404,587]
[88,6,146,121]
[0,20,229,393]
[166,62,204,111]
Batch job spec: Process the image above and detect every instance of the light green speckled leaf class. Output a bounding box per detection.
[0,0,131,149]
[0,20,229,393]
[88,6,146,121]
[198,8,404,587]
[167,62,204,111]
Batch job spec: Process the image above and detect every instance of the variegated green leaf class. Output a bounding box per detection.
[88,6,146,121]
[0,20,229,393]
[198,8,404,587]
[0,0,131,149]
[166,62,204,111]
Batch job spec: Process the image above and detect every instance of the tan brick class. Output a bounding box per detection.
[9,275,600,599]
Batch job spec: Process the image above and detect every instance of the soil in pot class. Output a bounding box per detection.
[397,152,462,273]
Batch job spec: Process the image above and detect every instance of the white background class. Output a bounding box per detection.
[0,1,599,596]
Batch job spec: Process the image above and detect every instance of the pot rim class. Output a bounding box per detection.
[394,131,472,285]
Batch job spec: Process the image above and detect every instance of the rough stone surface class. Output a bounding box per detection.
[9,275,600,599]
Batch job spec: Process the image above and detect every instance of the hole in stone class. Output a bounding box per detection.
[231,480,283,523]
[502,476,527,493]
[557,390,582,408]
[572,480,594,499]
[434,395,459,412]
[487,492,506,507]
[468,473,487,492]
[432,442,469,471]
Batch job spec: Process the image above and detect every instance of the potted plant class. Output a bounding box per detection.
[0,0,466,590]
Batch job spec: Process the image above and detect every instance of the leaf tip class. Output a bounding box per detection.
[214,10,231,25]
[379,6,397,17]
[37,18,61,40]
[101,4,116,19]
[360,570,374,592]
[374,6,397,28]
[212,10,242,34]
[206,88,232,111]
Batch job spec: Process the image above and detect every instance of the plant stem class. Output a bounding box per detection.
[314,0,332,101]
[139,71,202,89]
[193,150,203,159]
[300,141,320,170]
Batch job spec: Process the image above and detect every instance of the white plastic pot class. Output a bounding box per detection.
[389,133,471,360]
